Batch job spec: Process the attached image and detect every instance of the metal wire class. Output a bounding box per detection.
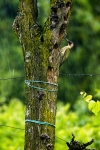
[0,124,66,142]
[0,73,100,81]
[0,76,24,80]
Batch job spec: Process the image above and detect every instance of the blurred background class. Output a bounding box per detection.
[0,0,100,149]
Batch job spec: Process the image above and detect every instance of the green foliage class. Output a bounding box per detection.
[0,99,100,149]
[55,101,100,150]
[80,90,100,125]
[1,0,100,105]
[0,0,18,19]
[37,0,50,26]
[0,0,25,103]
[0,99,25,150]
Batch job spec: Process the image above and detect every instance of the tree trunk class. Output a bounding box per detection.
[13,0,73,150]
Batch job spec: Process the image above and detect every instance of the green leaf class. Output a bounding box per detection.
[94,112,100,125]
[84,95,92,102]
[80,91,87,98]
[92,100,100,116]
[88,100,95,111]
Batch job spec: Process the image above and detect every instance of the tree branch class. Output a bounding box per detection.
[48,0,73,68]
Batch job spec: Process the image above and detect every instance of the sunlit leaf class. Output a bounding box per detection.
[88,100,95,111]
[80,91,87,98]
[92,100,100,116]
[84,95,92,102]
[94,112,100,125]
[80,91,84,95]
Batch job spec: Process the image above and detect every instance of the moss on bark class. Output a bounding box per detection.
[13,0,73,150]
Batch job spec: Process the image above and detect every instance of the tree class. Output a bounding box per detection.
[13,0,73,149]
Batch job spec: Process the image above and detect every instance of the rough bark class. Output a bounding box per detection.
[13,0,73,150]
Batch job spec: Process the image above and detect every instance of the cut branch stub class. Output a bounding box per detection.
[66,133,97,150]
